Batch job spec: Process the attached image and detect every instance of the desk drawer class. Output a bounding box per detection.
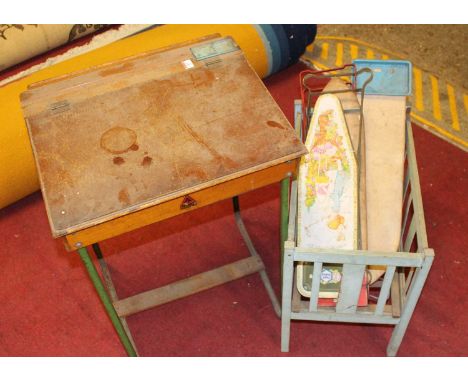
[64,160,297,251]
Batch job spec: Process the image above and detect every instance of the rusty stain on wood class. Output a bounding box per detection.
[118,188,130,206]
[267,120,287,130]
[113,157,125,165]
[189,69,216,88]
[141,156,152,167]
[100,127,138,154]
[180,165,208,181]
[177,116,238,170]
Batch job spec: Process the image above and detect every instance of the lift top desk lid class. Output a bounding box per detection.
[21,35,307,240]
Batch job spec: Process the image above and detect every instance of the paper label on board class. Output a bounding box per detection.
[181,59,194,69]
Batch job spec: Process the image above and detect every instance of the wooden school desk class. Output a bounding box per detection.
[20,35,307,356]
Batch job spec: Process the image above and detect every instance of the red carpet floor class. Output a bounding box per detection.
[0,62,467,357]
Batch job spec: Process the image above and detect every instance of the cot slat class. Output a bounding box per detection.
[309,262,323,312]
[375,266,396,315]
[293,249,424,267]
[401,194,413,239]
[336,264,366,314]
[404,219,417,252]
[404,268,415,295]
[287,180,298,242]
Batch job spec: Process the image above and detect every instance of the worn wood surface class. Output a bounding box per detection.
[22,35,306,238]
[363,95,406,254]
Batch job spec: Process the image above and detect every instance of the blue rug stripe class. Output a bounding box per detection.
[257,24,281,76]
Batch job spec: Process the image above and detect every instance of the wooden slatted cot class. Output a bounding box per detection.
[281,102,434,356]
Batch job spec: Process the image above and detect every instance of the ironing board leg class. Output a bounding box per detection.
[77,247,137,357]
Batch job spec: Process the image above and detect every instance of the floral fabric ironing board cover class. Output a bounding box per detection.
[297,94,358,250]
[296,94,358,298]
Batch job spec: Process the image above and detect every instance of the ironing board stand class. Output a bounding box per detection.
[280,102,434,356]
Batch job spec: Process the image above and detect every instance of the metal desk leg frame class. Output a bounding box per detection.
[75,184,290,356]
[232,196,281,318]
[77,247,137,356]
[91,243,139,355]
[280,177,290,288]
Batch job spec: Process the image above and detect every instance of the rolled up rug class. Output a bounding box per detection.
[0,24,106,71]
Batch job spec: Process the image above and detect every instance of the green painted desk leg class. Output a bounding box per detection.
[77,247,137,357]
[280,176,290,280]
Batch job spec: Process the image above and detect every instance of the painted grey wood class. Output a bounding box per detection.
[308,262,323,312]
[291,268,302,311]
[403,219,417,252]
[375,266,396,315]
[390,270,402,318]
[287,179,298,243]
[399,270,407,306]
[281,249,295,352]
[403,161,411,199]
[401,194,413,241]
[293,249,424,267]
[287,100,302,245]
[297,302,393,315]
[404,268,415,295]
[294,100,303,139]
[406,124,429,250]
[291,311,399,325]
[387,250,434,356]
[336,264,366,314]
